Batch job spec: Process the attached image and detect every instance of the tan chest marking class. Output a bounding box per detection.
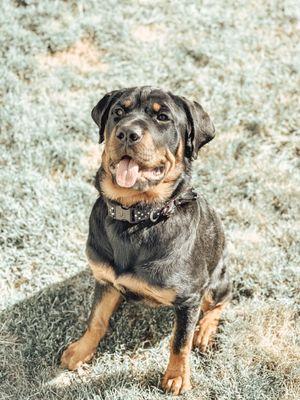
[88,259,176,306]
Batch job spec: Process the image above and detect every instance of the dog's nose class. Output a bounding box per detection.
[116,127,142,145]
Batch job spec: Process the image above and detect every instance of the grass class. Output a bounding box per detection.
[0,0,299,399]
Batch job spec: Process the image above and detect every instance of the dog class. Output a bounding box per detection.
[61,86,231,395]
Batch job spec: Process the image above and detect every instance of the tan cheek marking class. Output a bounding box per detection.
[101,147,110,174]
[141,130,157,149]
[152,102,161,112]
[164,148,176,177]
[162,140,184,183]
[175,138,184,159]
[99,136,185,206]
[100,154,183,207]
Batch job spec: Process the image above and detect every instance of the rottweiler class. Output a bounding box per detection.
[61,86,231,395]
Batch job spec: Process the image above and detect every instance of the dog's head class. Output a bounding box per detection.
[92,86,214,205]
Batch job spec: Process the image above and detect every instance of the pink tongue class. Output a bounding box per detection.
[116,158,140,188]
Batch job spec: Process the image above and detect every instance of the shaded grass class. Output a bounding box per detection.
[1,273,299,399]
[0,0,299,399]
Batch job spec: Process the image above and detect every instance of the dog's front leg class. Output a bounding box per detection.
[61,281,121,370]
[162,303,200,395]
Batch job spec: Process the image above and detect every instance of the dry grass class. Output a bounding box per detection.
[0,0,299,399]
[38,39,108,73]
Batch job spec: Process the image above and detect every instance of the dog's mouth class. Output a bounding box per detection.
[109,156,165,188]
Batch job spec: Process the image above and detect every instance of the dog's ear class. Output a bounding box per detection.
[91,89,124,143]
[176,96,215,160]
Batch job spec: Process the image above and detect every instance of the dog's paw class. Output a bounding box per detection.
[161,370,191,396]
[193,315,219,352]
[60,340,96,371]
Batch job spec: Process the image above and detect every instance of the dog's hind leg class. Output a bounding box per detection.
[61,282,121,370]
[193,292,229,351]
[193,257,231,352]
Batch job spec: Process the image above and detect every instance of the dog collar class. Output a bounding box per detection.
[105,188,198,224]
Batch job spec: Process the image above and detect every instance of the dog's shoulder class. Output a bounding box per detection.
[87,195,113,264]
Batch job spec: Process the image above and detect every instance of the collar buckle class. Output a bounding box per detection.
[115,206,132,222]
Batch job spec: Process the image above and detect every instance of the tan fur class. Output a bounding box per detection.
[193,291,229,351]
[140,130,158,154]
[123,99,132,108]
[162,328,193,395]
[60,286,121,370]
[200,290,215,313]
[104,127,161,166]
[88,258,176,306]
[152,102,161,112]
[117,274,176,306]
[88,258,116,284]
[100,138,184,207]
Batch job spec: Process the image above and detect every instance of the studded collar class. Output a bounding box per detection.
[105,188,198,224]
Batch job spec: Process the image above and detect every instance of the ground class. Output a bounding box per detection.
[0,1,299,399]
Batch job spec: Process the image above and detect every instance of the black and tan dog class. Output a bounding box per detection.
[61,86,231,395]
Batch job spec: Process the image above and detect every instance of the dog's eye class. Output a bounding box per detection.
[115,108,124,117]
[157,113,169,121]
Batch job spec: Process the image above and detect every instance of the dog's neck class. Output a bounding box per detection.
[104,183,198,224]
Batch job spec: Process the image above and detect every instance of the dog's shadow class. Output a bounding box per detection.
[0,270,174,396]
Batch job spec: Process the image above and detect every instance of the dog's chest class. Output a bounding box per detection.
[88,257,176,306]
[105,219,170,271]
[87,220,178,305]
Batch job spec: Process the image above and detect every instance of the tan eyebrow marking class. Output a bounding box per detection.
[152,102,161,112]
[123,99,132,108]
